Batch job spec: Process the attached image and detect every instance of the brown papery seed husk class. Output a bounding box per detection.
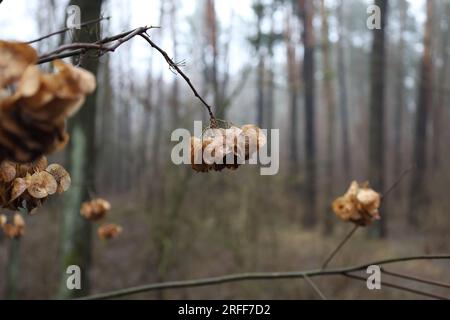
[27,171,57,198]
[0,160,16,182]
[46,163,71,193]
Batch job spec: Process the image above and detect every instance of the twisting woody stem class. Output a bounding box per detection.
[35,26,216,121]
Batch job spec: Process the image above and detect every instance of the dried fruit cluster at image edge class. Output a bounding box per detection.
[332,181,381,226]
[190,124,267,173]
[0,40,96,163]
[0,156,71,238]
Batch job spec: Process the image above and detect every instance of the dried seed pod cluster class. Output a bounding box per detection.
[0,213,25,239]
[0,40,96,163]
[190,124,266,173]
[97,223,123,240]
[80,198,111,221]
[332,181,381,226]
[0,157,71,212]
[80,198,122,240]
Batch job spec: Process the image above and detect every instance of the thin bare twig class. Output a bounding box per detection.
[37,26,156,63]
[382,268,450,289]
[321,224,359,270]
[344,273,448,300]
[35,26,216,121]
[78,254,450,300]
[139,33,216,123]
[39,43,113,59]
[27,16,110,44]
[381,165,415,199]
[303,274,327,300]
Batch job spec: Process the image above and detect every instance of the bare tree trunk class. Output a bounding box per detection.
[409,0,434,227]
[97,55,114,194]
[336,0,350,181]
[58,0,102,299]
[266,6,276,154]
[284,9,299,174]
[205,0,221,119]
[432,1,450,171]
[298,0,317,228]
[394,0,407,176]
[368,0,388,238]
[320,0,336,235]
[255,1,265,128]
[169,0,180,128]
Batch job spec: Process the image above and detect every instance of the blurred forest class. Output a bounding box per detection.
[1,0,450,299]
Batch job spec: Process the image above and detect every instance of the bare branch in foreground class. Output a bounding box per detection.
[78,254,450,300]
[321,224,359,270]
[36,26,216,122]
[303,274,327,300]
[27,16,110,44]
[344,273,448,300]
[382,268,450,289]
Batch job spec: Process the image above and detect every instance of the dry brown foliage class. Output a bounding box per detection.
[80,198,111,221]
[0,40,96,163]
[332,181,381,226]
[0,156,71,212]
[1,213,25,239]
[190,124,266,173]
[97,223,122,240]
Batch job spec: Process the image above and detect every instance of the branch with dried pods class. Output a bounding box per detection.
[1,21,449,300]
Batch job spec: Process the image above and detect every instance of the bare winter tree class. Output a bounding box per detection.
[368,0,388,238]
[409,0,434,228]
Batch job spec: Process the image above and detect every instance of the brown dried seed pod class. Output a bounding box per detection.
[1,213,25,239]
[0,214,6,227]
[31,156,48,172]
[80,198,111,221]
[0,57,96,164]
[46,163,71,193]
[0,40,38,88]
[203,137,234,166]
[0,160,16,182]
[332,181,381,227]
[10,176,30,201]
[97,223,122,240]
[27,171,57,199]
[190,137,213,173]
[13,213,25,228]
[239,124,267,160]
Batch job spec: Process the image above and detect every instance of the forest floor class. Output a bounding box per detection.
[1,196,449,300]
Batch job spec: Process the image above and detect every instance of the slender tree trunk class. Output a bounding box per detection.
[256,2,265,128]
[149,1,166,212]
[98,55,114,194]
[336,0,350,181]
[298,0,317,228]
[266,8,276,154]
[284,10,299,174]
[368,0,388,238]
[409,0,434,227]
[169,0,180,128]
[320,0,335,235]
[58,0,102,299]
[432,1,450,171]
[394,0,407,176]
[205,0,221,119]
